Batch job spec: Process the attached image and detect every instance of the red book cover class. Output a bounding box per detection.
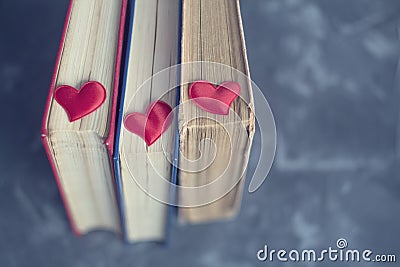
[41,0,127,235]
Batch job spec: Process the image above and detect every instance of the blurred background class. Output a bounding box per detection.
[1,0,400,266]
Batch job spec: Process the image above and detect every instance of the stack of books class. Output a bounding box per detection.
[41,0,254,243]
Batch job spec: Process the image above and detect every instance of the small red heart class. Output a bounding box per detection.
[54,81,106,122]
[189,81,241,115]
[123,101,173,146]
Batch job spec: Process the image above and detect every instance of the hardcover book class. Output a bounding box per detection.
[177,0,255,223]
[41,0,127,235]
[113,0,181,242]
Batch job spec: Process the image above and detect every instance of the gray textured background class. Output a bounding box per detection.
[1,0,400,266]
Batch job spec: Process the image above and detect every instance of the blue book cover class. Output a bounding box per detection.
[113,0,135,241]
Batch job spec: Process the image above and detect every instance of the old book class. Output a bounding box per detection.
[41,0,127,235]
[177,0,255,223]
[113,0,181,242]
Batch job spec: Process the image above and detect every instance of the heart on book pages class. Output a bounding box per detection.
[189,80,241,115]
[54,81,106,122]
[123,101,173,146]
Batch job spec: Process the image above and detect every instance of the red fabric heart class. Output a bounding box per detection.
[123,101,173,146]
[189,81,241,115]
[54,81,106,122]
